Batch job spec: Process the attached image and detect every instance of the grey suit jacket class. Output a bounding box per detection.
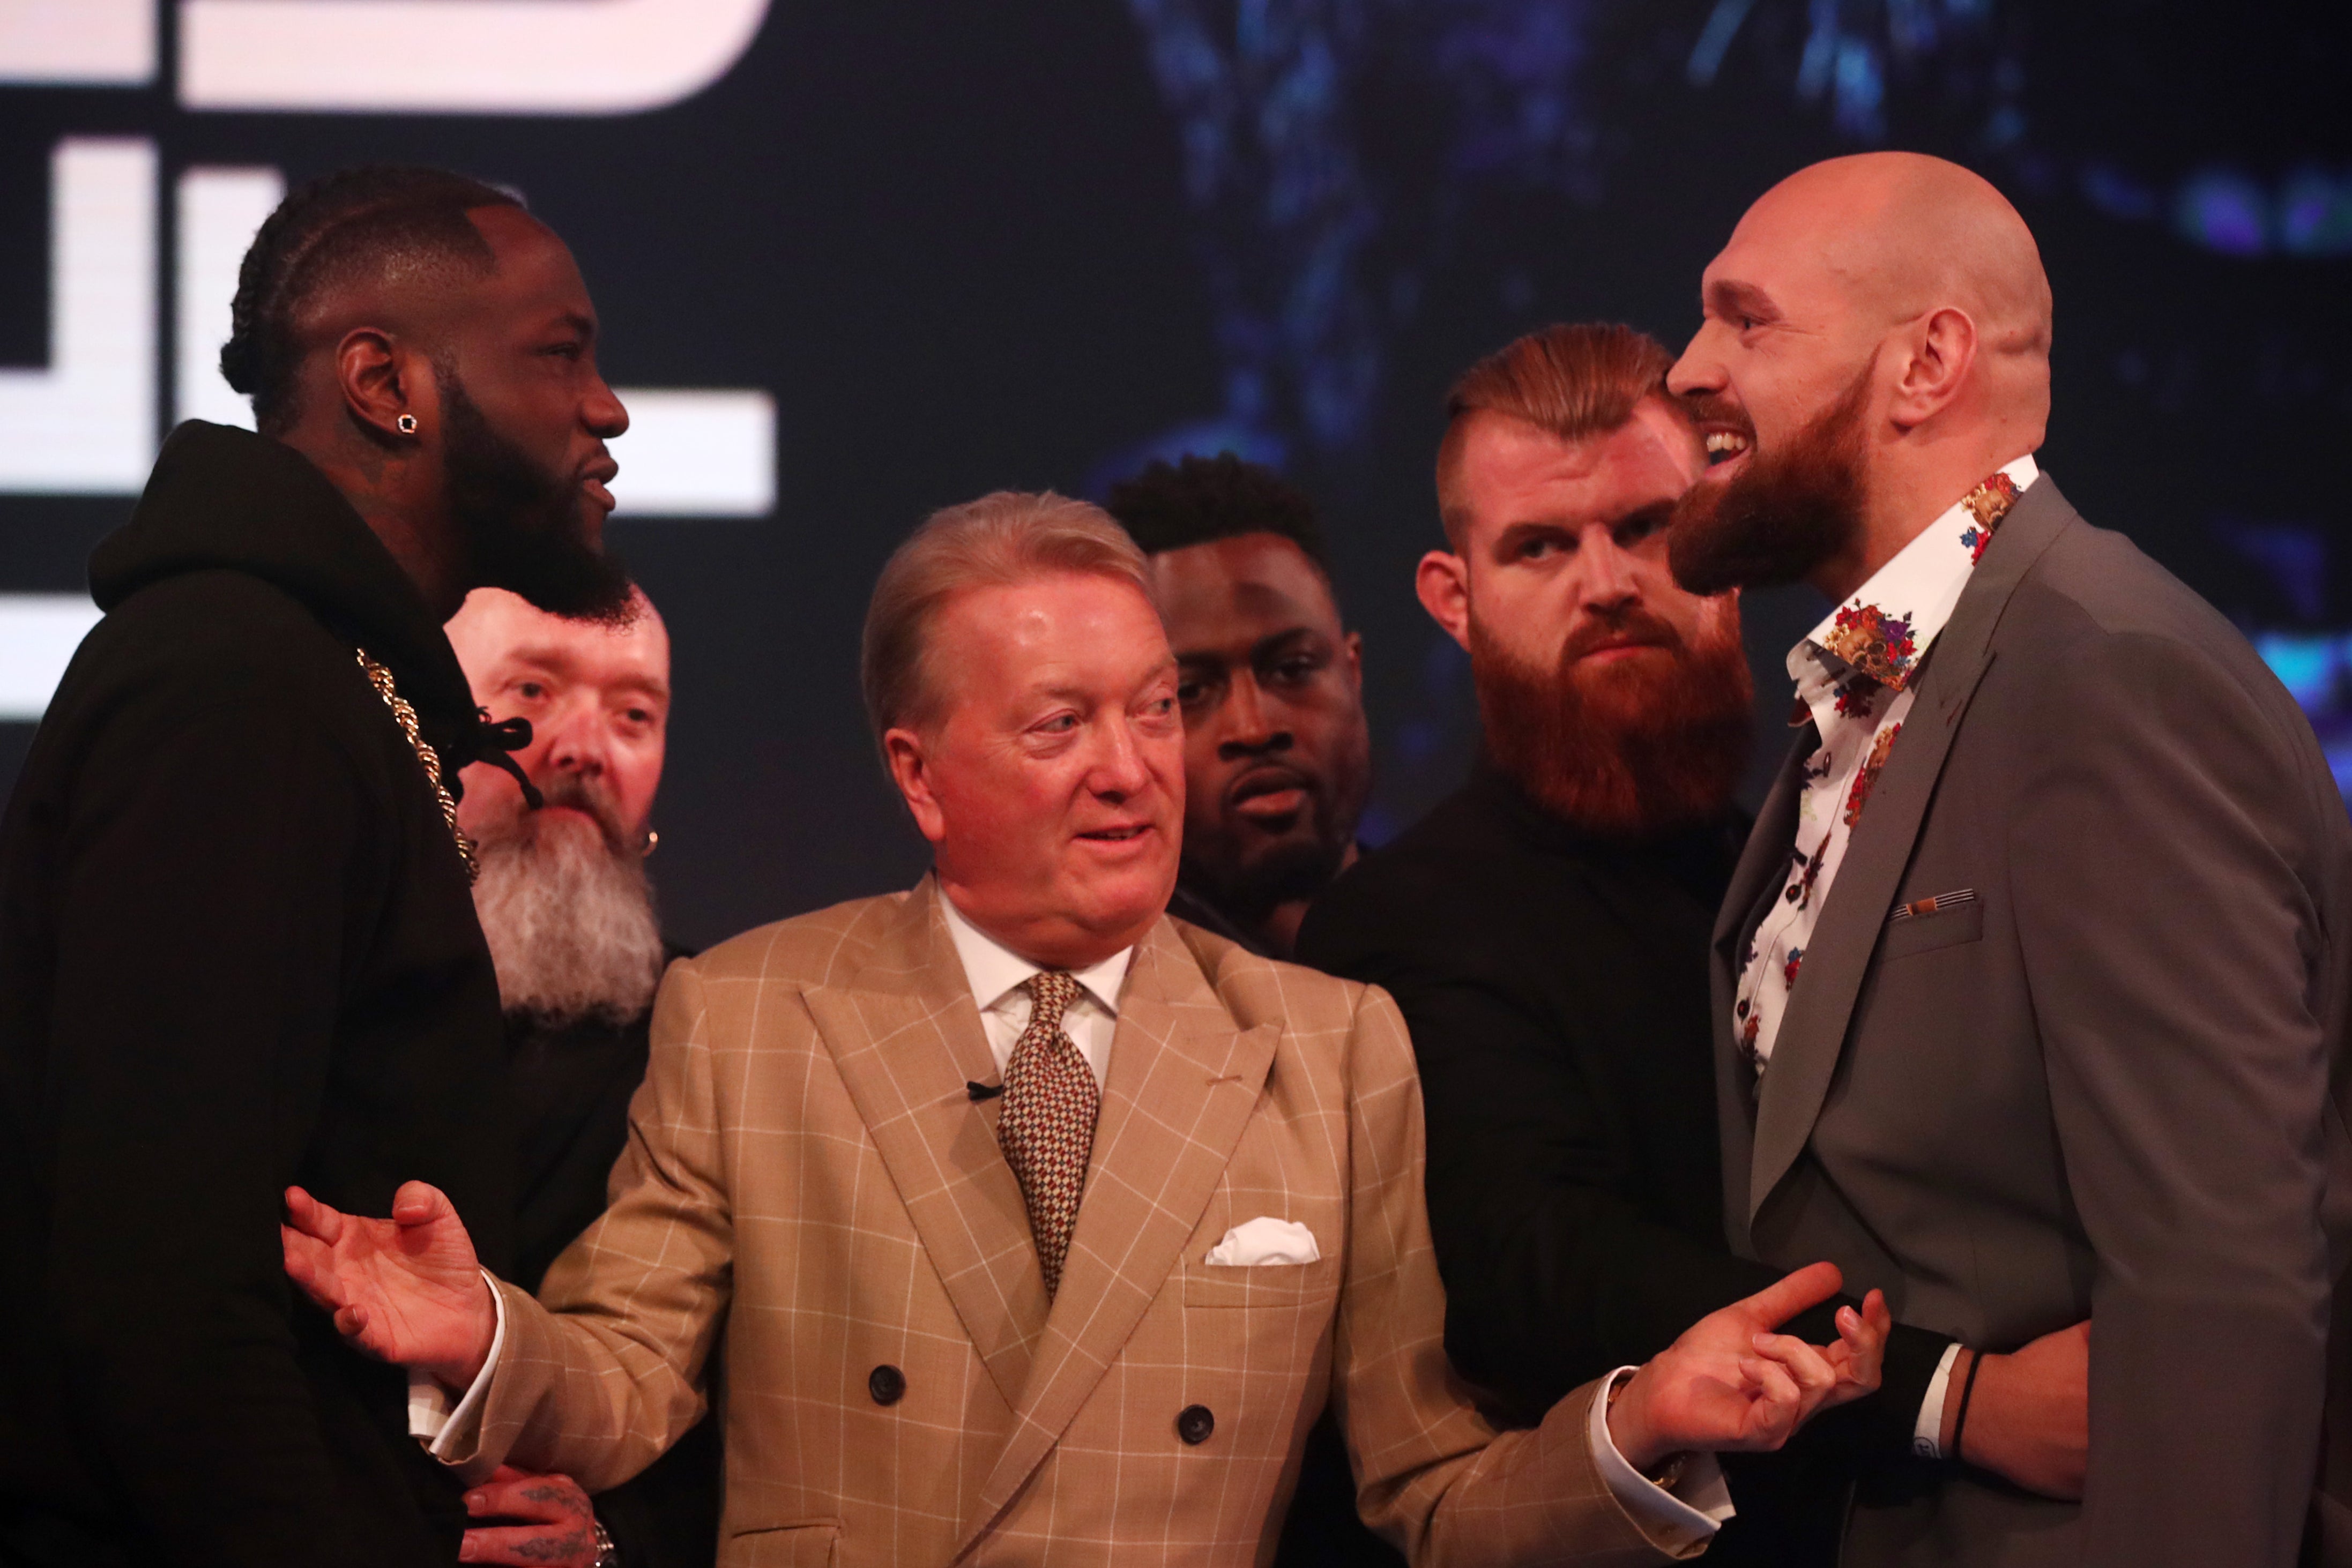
[1713,476,2352,1567]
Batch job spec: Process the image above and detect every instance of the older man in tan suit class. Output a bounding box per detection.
[283,492,1887,1566]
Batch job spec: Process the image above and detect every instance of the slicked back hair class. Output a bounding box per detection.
[1105,452,1332,580]
[861,491,1153,743]
[220,165,523,435]
[1436,322,1687,546]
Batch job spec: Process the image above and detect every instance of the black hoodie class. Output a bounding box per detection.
[0,423,516,1568]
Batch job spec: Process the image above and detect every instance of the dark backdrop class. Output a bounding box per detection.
[4,0,2348,948]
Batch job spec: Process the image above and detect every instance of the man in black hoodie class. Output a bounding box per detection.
[0,166,632,1568]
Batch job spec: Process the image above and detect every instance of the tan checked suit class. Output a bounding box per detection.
[456,878,1688,1566]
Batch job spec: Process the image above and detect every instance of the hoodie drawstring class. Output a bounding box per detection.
[472,712,544,812]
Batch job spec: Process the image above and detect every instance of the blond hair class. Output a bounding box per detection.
[860,490,1151,739]
[1435,323,1685,545]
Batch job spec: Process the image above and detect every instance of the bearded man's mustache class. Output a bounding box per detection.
[1558,604,1683,664]
[1680,393,1753,443]
[524,772,632,855]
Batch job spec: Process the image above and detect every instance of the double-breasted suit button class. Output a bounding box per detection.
[868,1364,906,1406]
[1175,1404,1215,1445]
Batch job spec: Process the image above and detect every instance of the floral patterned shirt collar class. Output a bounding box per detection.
[1788,454,2040,716]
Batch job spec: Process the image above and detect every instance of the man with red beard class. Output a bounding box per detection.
[1297,323,1956,1564]
[1666,153,2349,1566]
[441,586,718,1568]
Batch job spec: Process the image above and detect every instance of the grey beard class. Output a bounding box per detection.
[470,813,666,1025]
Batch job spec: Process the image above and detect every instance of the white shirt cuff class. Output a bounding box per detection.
[1588,1367,1733,1551]
[1911,1341,1964,1459]
[405,1268,506,1462]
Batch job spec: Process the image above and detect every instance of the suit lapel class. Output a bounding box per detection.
[1715,732,1812,1249]
[959,917,1278,1554]
[1748,479,2082,1222]
[1717,728,1812,966]
[804,879,1052,1408]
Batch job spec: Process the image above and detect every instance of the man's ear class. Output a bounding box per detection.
[1341,629,1365,695]
[1415,551,1473,653]
[883,725,949,846]
[1887,307,1979,431]
[334,327,437,444]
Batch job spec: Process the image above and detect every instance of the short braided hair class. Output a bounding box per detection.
[220,165,522,434]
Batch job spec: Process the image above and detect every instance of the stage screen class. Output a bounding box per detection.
[3,0,2347,946]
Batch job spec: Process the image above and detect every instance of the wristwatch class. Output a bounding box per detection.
[591,1517,621,1568]
[1606,1368,1691,1492]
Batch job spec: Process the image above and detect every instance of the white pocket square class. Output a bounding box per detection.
[1203,1216,1321,1267]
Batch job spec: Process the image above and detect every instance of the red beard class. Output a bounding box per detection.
[1470,599,1753,838]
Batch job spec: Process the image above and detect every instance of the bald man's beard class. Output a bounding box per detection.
[442,371,634,623]
[1668,360,1872,597]
[470,774,666,1025]
[1470,602,1753,838]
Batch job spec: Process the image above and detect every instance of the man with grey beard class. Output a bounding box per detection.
[444,586,717,1568]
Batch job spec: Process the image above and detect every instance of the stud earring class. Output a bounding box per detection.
[641,830,659,859]
[396,414,419,435]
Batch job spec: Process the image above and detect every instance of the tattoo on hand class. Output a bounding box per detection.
[519,1483,591,1520]
[514,1530,589,1563]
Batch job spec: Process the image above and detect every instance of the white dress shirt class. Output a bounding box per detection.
[1730,455,2040,1457]
[414,887,1734,1542]
[1733,454,2040,1073]
[938,891,1128,1087]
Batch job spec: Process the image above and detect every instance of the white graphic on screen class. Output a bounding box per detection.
[4,141,775,517]
[0,4,779,716]
[0,596,103,721]
[609,390,776,517]
[178,166,284,430]
[0,0,768,111]
[0,143,774,713]
[0,140,156,495]
[0,0,153,84]
[180,0,770,115]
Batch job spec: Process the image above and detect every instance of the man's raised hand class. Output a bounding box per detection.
[281,1180,499,1389]
[1607,1261,1892,1474]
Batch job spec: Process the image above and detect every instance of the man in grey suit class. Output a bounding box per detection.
[1664,150,2352,1566]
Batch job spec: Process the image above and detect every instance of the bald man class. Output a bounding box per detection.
[1666,152,2352,1567]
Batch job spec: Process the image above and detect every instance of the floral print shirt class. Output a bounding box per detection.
[1732,456,2038,1075]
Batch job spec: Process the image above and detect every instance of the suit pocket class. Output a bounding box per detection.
[1182,1252,1343,1310]
[1879,890,1984,960]
[725,1521,839,1567]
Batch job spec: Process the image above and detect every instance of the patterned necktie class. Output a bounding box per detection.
[996,970,1098,1297]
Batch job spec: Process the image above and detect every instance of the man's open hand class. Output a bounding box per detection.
[280,1180,497,1389]
[1608,1261,1892,1473]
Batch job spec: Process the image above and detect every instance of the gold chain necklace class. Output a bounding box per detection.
[354,647,479,882]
